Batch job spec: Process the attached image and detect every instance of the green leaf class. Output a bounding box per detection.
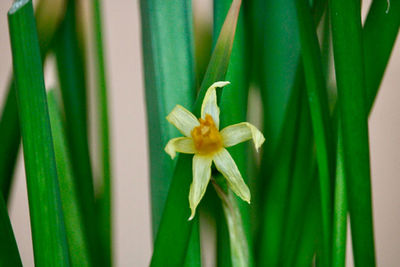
[330,0,375,265]
[213,0,253,265]
[54,1,99,264]
[258,76,303,266]
[0,193,22,267]
[139,0,201,266]
[0,0,65,203]
[8,0,70,265]
[280,93,315,266]
[296,0,335,264]
[91,0,112,265]
[332,126,347,267]
[48,90,91,266]
[150,0,243,265]
[364,0,400,111]
[0,81,20,201]
[139,0,196,239]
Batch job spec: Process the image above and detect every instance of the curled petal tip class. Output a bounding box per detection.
[164,144,176,159]
[188,213,195,221]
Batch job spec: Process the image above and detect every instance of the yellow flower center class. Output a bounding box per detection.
[191,114,223,155]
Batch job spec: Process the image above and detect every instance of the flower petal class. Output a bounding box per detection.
[188,154,213,220]
[201,81,230,129]
[213,148,250,203]
[166,105,199,137]
[220,122,265,151]
[165,137,196,159]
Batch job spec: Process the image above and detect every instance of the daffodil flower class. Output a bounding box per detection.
[165,81,265,220]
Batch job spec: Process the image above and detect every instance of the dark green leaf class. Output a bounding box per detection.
[91,0,112,265]
[0,193,22,267]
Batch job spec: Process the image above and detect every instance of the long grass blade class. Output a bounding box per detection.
[8,0,70,265]
[280,92,315,266]
[0,193,22,266]
[150,0,242,265]
[54,1,99,264]
[258,75,303,266]
[330,0,375,265]
[296,0,335,265]
[91,0,112,265]
[48,90,91,266]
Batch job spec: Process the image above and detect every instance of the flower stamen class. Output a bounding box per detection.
[191,114,222,155]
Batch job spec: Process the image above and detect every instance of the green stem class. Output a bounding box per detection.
[213,180,249,267]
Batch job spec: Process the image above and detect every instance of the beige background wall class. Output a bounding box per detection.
[0,0,399,266]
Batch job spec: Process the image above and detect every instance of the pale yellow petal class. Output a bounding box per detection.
[201,81,230,128]
[188,155,213,220]
[220,122,265,151]
[166,105,199,137]
[164,137,196,159]
[213,148,250,203]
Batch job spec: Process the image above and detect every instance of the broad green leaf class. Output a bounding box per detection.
[150,0,243,265]
[139,0,201,265]
[8,0,70,265]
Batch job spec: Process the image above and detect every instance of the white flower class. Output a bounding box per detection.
[165,81,265,220]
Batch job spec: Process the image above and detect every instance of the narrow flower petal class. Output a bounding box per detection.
[165,137,196,159]
[201,81,230,128]
[166,105,200,137]
[188,155,213,220]
[220,122,265,151]
[213,148,250,203]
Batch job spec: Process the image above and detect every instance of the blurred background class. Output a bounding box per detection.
[0,0,398,266]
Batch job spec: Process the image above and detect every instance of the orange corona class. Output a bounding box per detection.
[191,114,223,155]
